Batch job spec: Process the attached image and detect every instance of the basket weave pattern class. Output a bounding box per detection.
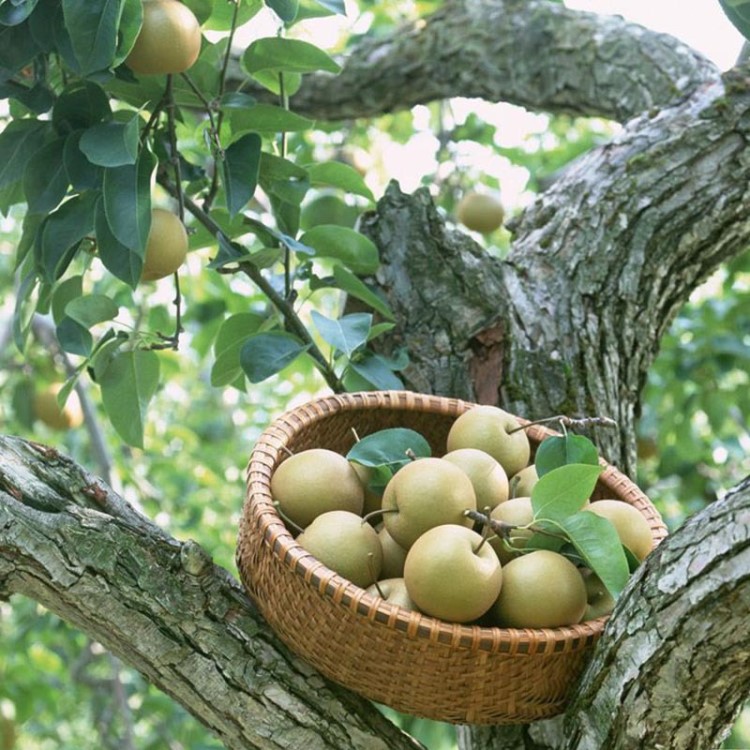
[238,391,668,724]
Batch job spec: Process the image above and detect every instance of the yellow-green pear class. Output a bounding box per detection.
[581,569,616,621]
[510,464,538,498]
[404,524,502,623]
[442,448,509,510]
[351,462,383,518]
[447,406,530,478]
[377,525,408,579]
[271,449,364,530]
[366,578,418,611]
[492,550,587,628]
[382,458,476,549]
[297,510,382,588]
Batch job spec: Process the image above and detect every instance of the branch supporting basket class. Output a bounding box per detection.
[237,391,667,724]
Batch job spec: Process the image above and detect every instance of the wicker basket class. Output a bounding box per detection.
[237,391,667,724]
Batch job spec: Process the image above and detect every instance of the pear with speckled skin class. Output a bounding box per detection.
[297,510,382,588]
[382,458,477,549]
[443,448,509,511]
[492,550,587,628]
[404,524,502,623]
[271,449,364,530]
[366,578,418,611]
[447,406,530,478]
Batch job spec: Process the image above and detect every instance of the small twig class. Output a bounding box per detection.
[164,74,184,350]
[508,415,618,435]
[140,93,168,145]
[202,0,241,212]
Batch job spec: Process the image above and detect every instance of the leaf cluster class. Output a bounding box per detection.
[0,0,405,447]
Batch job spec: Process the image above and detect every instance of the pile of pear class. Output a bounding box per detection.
[270,406,653,628]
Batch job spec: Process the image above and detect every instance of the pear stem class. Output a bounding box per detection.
[361,507,399,525]
[464,509,516,539]
[273,501,305,535]
[507,415,618,435]
[473,506,493,553]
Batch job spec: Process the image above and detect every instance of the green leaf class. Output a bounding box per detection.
[63,131,103,191]
[558,511,630,598]
[0,79,55,114]
[52,80,112,135]
[65,295,119,328]
[0,119,50,190]
[13,269,39,352]
[56,316,93,356]
[99,349,160,448]
[311,311,371,358]
[531,463,603,522]
[24,137,68,214]
[295,0,345,20]
[229,102,314,133]
[346,428,431,471]
[204,0,261,29]
[37,192,98,282]
[210,312,265,387]
[244,36,339,75]
[269,194,300,237]
[102,147,155,252]
[51,275,84,324]
[305,161,374,201]
[264,0,299,24]
[255,69,303,97]
[719,0,750,40]
[180,0,212,23]
[332,265,395,321]
[259,152,310,208]
[79,117,140,167]
[0,0,40,25]
[239,331,310,383]
[219,92,257,110]
[0,19,40,73]
[535,433,599,477]
[299,225,379,274]
[348,352,404,390]
[95,195,143,288]
[62,0,120,75]
[112,0,143,64]
[222,132,261,217]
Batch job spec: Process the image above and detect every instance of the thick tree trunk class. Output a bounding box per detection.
[0,437,421,750]
[360,66,750,478]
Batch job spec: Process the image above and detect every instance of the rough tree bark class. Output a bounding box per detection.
[2,2,750,750]
[232,0,717,124]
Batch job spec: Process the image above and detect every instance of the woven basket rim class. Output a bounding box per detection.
[243,390,667,654]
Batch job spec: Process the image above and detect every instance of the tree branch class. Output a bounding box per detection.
[360,68,750,477]
[229,0,718,123]
[0,436,422,750]
[564,475,750,750]
[1,438,748,750]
